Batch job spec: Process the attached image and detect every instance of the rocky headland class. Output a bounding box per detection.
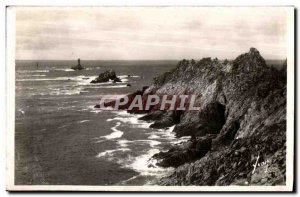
[99,48,287,186]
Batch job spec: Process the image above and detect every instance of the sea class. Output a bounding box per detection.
[15,60,190,186]
[15,59,284,186]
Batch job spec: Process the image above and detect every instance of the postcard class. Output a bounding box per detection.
[6,6,294,192]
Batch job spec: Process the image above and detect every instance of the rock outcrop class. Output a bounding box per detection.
[145,48,286,186]
[91,70,122,83]
[71,58,85,70]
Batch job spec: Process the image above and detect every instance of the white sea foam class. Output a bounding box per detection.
[126,148,173,176]
[16,75,96,82]
[118,75,140,78]
[97,110,185,179]
[97,150,116,158]
[77,120,90,123]
[37,88,82,96]
[90,105,114,114]
[86,67,101,70]
[96,85,127,89]
[132,140,161,147]
[53,68,74,72]
[18,109,25,115]
[148,134,160,139]
[117,139,131,148]
[100,122,124,139]
[118,78,129,83]
[57,125,68,129]
[20,74,46,77]
[97,144,171,177]
[172,136,191,145]
[115,139,160,149]
[166,125,175,132]
[109,111,153,129]
[17,70,49,73]
[97,148,130,158]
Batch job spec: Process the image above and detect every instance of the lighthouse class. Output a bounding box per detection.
[77,58,83,69]
[71,58,85,70]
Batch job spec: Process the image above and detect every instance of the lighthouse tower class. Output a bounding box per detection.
[77,58,83,69]
[71,58,84,70]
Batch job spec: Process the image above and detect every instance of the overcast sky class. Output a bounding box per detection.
[15,7,290,60]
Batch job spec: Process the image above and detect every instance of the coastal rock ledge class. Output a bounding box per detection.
[134,48,286,186]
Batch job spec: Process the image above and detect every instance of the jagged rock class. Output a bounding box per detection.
[223,59,229,65]
[145,48,286,186]
[153,135,214,168]
[173,102,226,137]
[139,110,165,121]
[90,70,122,83]
[93,48,286,186]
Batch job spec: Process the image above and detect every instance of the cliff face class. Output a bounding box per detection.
[142,48,286,185]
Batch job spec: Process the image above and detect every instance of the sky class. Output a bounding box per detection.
[15,7,291,60]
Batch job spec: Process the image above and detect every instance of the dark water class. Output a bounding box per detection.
[15,60,189,185]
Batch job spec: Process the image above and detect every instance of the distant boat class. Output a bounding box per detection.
[71,58,85,70]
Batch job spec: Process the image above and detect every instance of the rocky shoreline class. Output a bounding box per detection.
[97,48,287,186]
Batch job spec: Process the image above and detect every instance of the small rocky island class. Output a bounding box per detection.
[71,58,85,70]
[91,69,122,83]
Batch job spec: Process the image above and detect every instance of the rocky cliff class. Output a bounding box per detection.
[141,48,286,186]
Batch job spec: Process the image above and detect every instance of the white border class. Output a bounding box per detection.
[5,6,295,192]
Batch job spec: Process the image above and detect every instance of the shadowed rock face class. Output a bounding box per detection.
[141,48,286,186]
[91,70,122,83]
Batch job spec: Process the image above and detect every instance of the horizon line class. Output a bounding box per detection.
[15,58,285,61]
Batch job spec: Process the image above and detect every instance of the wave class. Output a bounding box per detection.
[92,85,128,89]
[86,67,101,70]
[148,134,160,139]
[117,139,131,148]
[17,70,49,73]
[16,75,97,82]
[77,120,90,123]
[18,109,25,115]
[125,148,173,177]
[118,75,141,78]
[100,122,124,140]
[96,138,169,178]
[57,124,68,129]
[37,88,82,96]
[18,74,47,77]
[53,68,74,72]
[96,110,179,181]
[97,148,130,158]
[108,111,153,129]
[115,139,160,149]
